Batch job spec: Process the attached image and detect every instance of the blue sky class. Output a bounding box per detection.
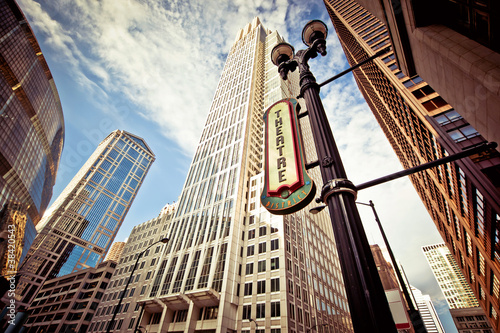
[18,0,456,331]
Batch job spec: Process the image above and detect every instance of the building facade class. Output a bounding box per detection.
[91,18,353,333]
[11,130,154,313]
[370,245,399,291]
[0,0,65,274]
[411,287,445,333]
[423,243,493,332]
[450,307,494,333]
[423,243,479,309]
[89,203,176,333]
[105,242,126,262]
[323,0,500,329]
[23,260,116,333]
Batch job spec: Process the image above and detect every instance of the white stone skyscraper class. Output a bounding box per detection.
[423,243,494,332]
[12,130,154,312]
[91,17,353,333]
[411,287,445,333]
[422,243,479,309]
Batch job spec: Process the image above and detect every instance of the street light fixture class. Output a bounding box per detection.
[356,200,427,332]
[106,237,169,333]
[248,318,259,331]
[271,20,397,332]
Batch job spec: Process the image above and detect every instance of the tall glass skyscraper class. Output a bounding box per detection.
[13,130,154,310]
[91,18,353,333]
[0,0,64,276]
[323,0,500,329]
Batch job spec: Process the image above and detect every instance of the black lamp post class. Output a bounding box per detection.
[271,20,397,332]
[356,200,427,332]
[106,237,169,333]
[248,318,259,331]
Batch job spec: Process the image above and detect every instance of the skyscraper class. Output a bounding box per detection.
[323,0,500,329]
[91,18,353,333]
[0,0,64,274]
[423,243,479,309]
[411,287,445,333]
[12,130,154,312]
[423,243,493,332]
[105,242,126,262]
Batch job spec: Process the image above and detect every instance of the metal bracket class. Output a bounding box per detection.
[316,178,357,204]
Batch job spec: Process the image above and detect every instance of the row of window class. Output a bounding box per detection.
[242,277,280,296]
[242,301,281,319]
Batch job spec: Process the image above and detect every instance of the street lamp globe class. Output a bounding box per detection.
[271,42,294,66]
[301,20,328,47]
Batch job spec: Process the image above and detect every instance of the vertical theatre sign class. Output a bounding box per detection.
[261,98,315,215]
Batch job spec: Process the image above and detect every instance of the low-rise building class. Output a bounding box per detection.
[23,260,116,333]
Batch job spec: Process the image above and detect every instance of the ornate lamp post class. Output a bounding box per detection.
[271,20,397,332]
[106,237,169,333]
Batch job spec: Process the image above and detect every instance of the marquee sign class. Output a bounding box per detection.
[261,98,315,215]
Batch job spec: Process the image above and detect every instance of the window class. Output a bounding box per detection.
[271,278,280,292]
[271,257,279,270]
[422,96,448,111]
[382,54,395,63]
[402,75,423,88]
[246,263,254,275]
[259,226,267,236]
[150,313,161,325]
[244,283,253,296]
[258,260,266,273]
[258,242,266,254]
[411,85,435,99]
[247,245,255,256]
[271,301,281,317]
[297,307,303,323]
[448,125,481,143]
[271,239,279,251]
[248,229,256,239]
[256,303,265,318]
[242,305,251,319]
[140,286,147,295]
[257,280,266,294]
[146,271,152,280]
[202,307,218,320]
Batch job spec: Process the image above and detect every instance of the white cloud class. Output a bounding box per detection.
[19,0,290,155]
